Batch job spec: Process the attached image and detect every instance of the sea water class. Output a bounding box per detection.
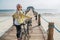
[0,9,60,14]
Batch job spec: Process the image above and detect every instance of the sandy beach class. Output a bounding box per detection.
[0,16,13,37]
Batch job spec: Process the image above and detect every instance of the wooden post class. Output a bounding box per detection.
[38,14,41,26]
[47,22,54,40]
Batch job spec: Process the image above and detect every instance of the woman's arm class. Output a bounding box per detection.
[21,13,32,18]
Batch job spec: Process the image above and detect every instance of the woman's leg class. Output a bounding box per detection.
[15,25,21,40]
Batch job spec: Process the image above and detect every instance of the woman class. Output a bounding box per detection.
[12,4,31,40]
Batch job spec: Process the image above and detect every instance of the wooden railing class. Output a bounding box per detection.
[37,14,60,40]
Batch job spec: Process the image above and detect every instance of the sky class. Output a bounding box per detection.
[0,0,60,9]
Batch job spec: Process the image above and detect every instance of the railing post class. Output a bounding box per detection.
[47,22,54,40]
[38,14,41,26]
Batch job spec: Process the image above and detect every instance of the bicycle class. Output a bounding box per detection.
[20,18,32,40]
[25,18,32,40]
